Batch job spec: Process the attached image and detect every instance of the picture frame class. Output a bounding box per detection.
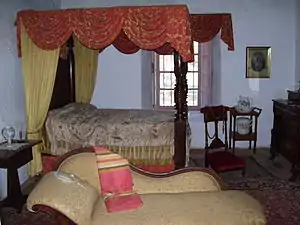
[246,46,271,78]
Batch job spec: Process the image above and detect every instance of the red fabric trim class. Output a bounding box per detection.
[190,14,234,51]
[17,5,194,62]
[42,155,59,174]
[220,14,235,51]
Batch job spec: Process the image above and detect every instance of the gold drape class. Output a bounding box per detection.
[74,37,99,103]
[21,23,59,176]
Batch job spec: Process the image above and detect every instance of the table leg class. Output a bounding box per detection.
[253,140,257,154]
[232,116,236,154]
[232,140,236,154]
[3,167,27,211]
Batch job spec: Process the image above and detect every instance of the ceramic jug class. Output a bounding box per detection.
[235,96,253,113]
[236,117,252,135]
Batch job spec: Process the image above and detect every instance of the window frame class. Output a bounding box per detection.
[153,42,201,111]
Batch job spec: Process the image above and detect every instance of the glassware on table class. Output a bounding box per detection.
[17,122,24,141]
[2,126,16,146]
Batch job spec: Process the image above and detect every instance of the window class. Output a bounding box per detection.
[153,41,212,110]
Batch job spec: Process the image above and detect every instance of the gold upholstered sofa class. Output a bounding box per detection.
[27,148,266,225]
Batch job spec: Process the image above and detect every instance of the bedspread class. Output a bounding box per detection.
[45,103,191,165]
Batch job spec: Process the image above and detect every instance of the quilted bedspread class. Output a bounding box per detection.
[45,103,191,165]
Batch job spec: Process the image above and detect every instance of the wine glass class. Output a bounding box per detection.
[2,126,16,146]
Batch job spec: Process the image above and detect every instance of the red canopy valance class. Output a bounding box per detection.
[17,5,194,62]
[190,14,234,51]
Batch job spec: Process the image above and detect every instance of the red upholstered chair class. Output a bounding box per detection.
[200,105,246,176]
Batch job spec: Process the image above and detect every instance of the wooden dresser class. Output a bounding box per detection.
[271,99,300,181]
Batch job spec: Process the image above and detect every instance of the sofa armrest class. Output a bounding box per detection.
[27,171,100,225]
[131,167,225,194]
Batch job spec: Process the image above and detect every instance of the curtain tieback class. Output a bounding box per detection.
[27,131,39,135]
[27,131,43,143]
[27,130,41,135]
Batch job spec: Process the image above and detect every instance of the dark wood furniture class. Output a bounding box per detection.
[0,140,41,210]
[200,106,246,176]
[271,99,300,181]
[229,107,262,154]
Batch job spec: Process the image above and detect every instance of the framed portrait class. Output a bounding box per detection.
[246,46,271,78]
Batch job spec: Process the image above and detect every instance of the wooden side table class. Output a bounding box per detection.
[229,107,262,154]
[0,140,41,211]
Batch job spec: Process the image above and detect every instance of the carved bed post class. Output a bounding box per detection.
[67,37,76,103]
[173,51,188,169]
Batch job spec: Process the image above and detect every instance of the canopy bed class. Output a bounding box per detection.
[16,5,234,176]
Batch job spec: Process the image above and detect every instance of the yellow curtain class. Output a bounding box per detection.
[21,23,60,176]
[74,37,99,103]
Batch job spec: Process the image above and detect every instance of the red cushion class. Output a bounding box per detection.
[206,151,246,172]
[42,154,59,174]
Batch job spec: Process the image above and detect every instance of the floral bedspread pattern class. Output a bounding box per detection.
[45,103,191,165]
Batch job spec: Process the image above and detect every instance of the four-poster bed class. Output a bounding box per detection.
[17,5,194,175]
[16,5,234,176]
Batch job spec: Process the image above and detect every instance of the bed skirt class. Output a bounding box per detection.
[45,140,174,166]
[41,153,175,174]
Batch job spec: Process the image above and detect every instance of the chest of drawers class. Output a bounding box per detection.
[271,99,300,181]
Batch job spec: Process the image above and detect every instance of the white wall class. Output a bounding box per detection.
[141,51,154,109]
[91,47,142,109]
[0,0,60,200]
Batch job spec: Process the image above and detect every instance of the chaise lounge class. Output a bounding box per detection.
[27,148,266,225]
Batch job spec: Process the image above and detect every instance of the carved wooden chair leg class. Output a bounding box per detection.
[204,151,209,168]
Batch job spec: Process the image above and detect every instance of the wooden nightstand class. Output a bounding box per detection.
[0,140,41,211]
[229,107,262,154]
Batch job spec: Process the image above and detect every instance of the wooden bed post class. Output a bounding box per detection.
[49,37,75,110]
[173,51,188,169]
[68,37,76,103]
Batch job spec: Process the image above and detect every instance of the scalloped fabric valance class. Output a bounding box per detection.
[16,5,194,62]
[190,14,234,51]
